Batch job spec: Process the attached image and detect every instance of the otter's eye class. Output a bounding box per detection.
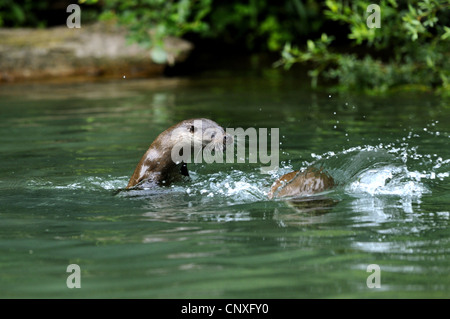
[189,125,195,133]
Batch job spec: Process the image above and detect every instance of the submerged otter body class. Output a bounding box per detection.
[268,167,334,199]
[127,118,231,189]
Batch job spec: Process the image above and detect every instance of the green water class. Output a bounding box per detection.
[0,71,449,298]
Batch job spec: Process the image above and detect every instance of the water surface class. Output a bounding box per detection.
[0,72,449,298]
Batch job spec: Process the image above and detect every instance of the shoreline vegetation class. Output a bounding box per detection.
[0,0,448,96]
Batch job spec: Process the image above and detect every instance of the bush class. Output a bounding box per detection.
[1,0,448,93]
[82,0,323,51]
[0,0,48,27]
[276,0,450,94]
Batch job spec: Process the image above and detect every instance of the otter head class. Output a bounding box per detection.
[126,118,233,189]
[169,118,233,164]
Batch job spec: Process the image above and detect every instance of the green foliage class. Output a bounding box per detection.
[84,0,212,48]
[78,0,324,65]
[1,0,447,93]
[276,0,450,94]
[80,0,213,64]
[201,0,322,51]
[0,0,48,27]
[82,0,323,52]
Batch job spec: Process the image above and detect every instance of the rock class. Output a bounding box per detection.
[0,22,194,82]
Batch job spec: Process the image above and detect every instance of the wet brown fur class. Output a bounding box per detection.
[127,118,230,189]
[268,167,334,199]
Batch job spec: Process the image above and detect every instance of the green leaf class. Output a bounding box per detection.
[441,26,450,40]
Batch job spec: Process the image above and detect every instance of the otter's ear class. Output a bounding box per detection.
[189,125,195,133]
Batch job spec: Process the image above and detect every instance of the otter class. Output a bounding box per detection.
[126,118,335,199]
[127,118,232,189]
[268,167,334,199]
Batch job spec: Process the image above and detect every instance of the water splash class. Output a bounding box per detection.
[27,176,129,191]
[307,140,448,198]
[182,170,270,202]
[25,133,448,207]
[345,164,429,197]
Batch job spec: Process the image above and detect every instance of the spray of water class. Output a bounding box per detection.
[26,128,448,208]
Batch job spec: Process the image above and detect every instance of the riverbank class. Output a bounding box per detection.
[0,22,193,83]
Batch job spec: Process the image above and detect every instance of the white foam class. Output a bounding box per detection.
[185,170,268,202]
[345,164,430,197]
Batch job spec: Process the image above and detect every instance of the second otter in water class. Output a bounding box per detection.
[127,118,232,189]
[267,167,335,199]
